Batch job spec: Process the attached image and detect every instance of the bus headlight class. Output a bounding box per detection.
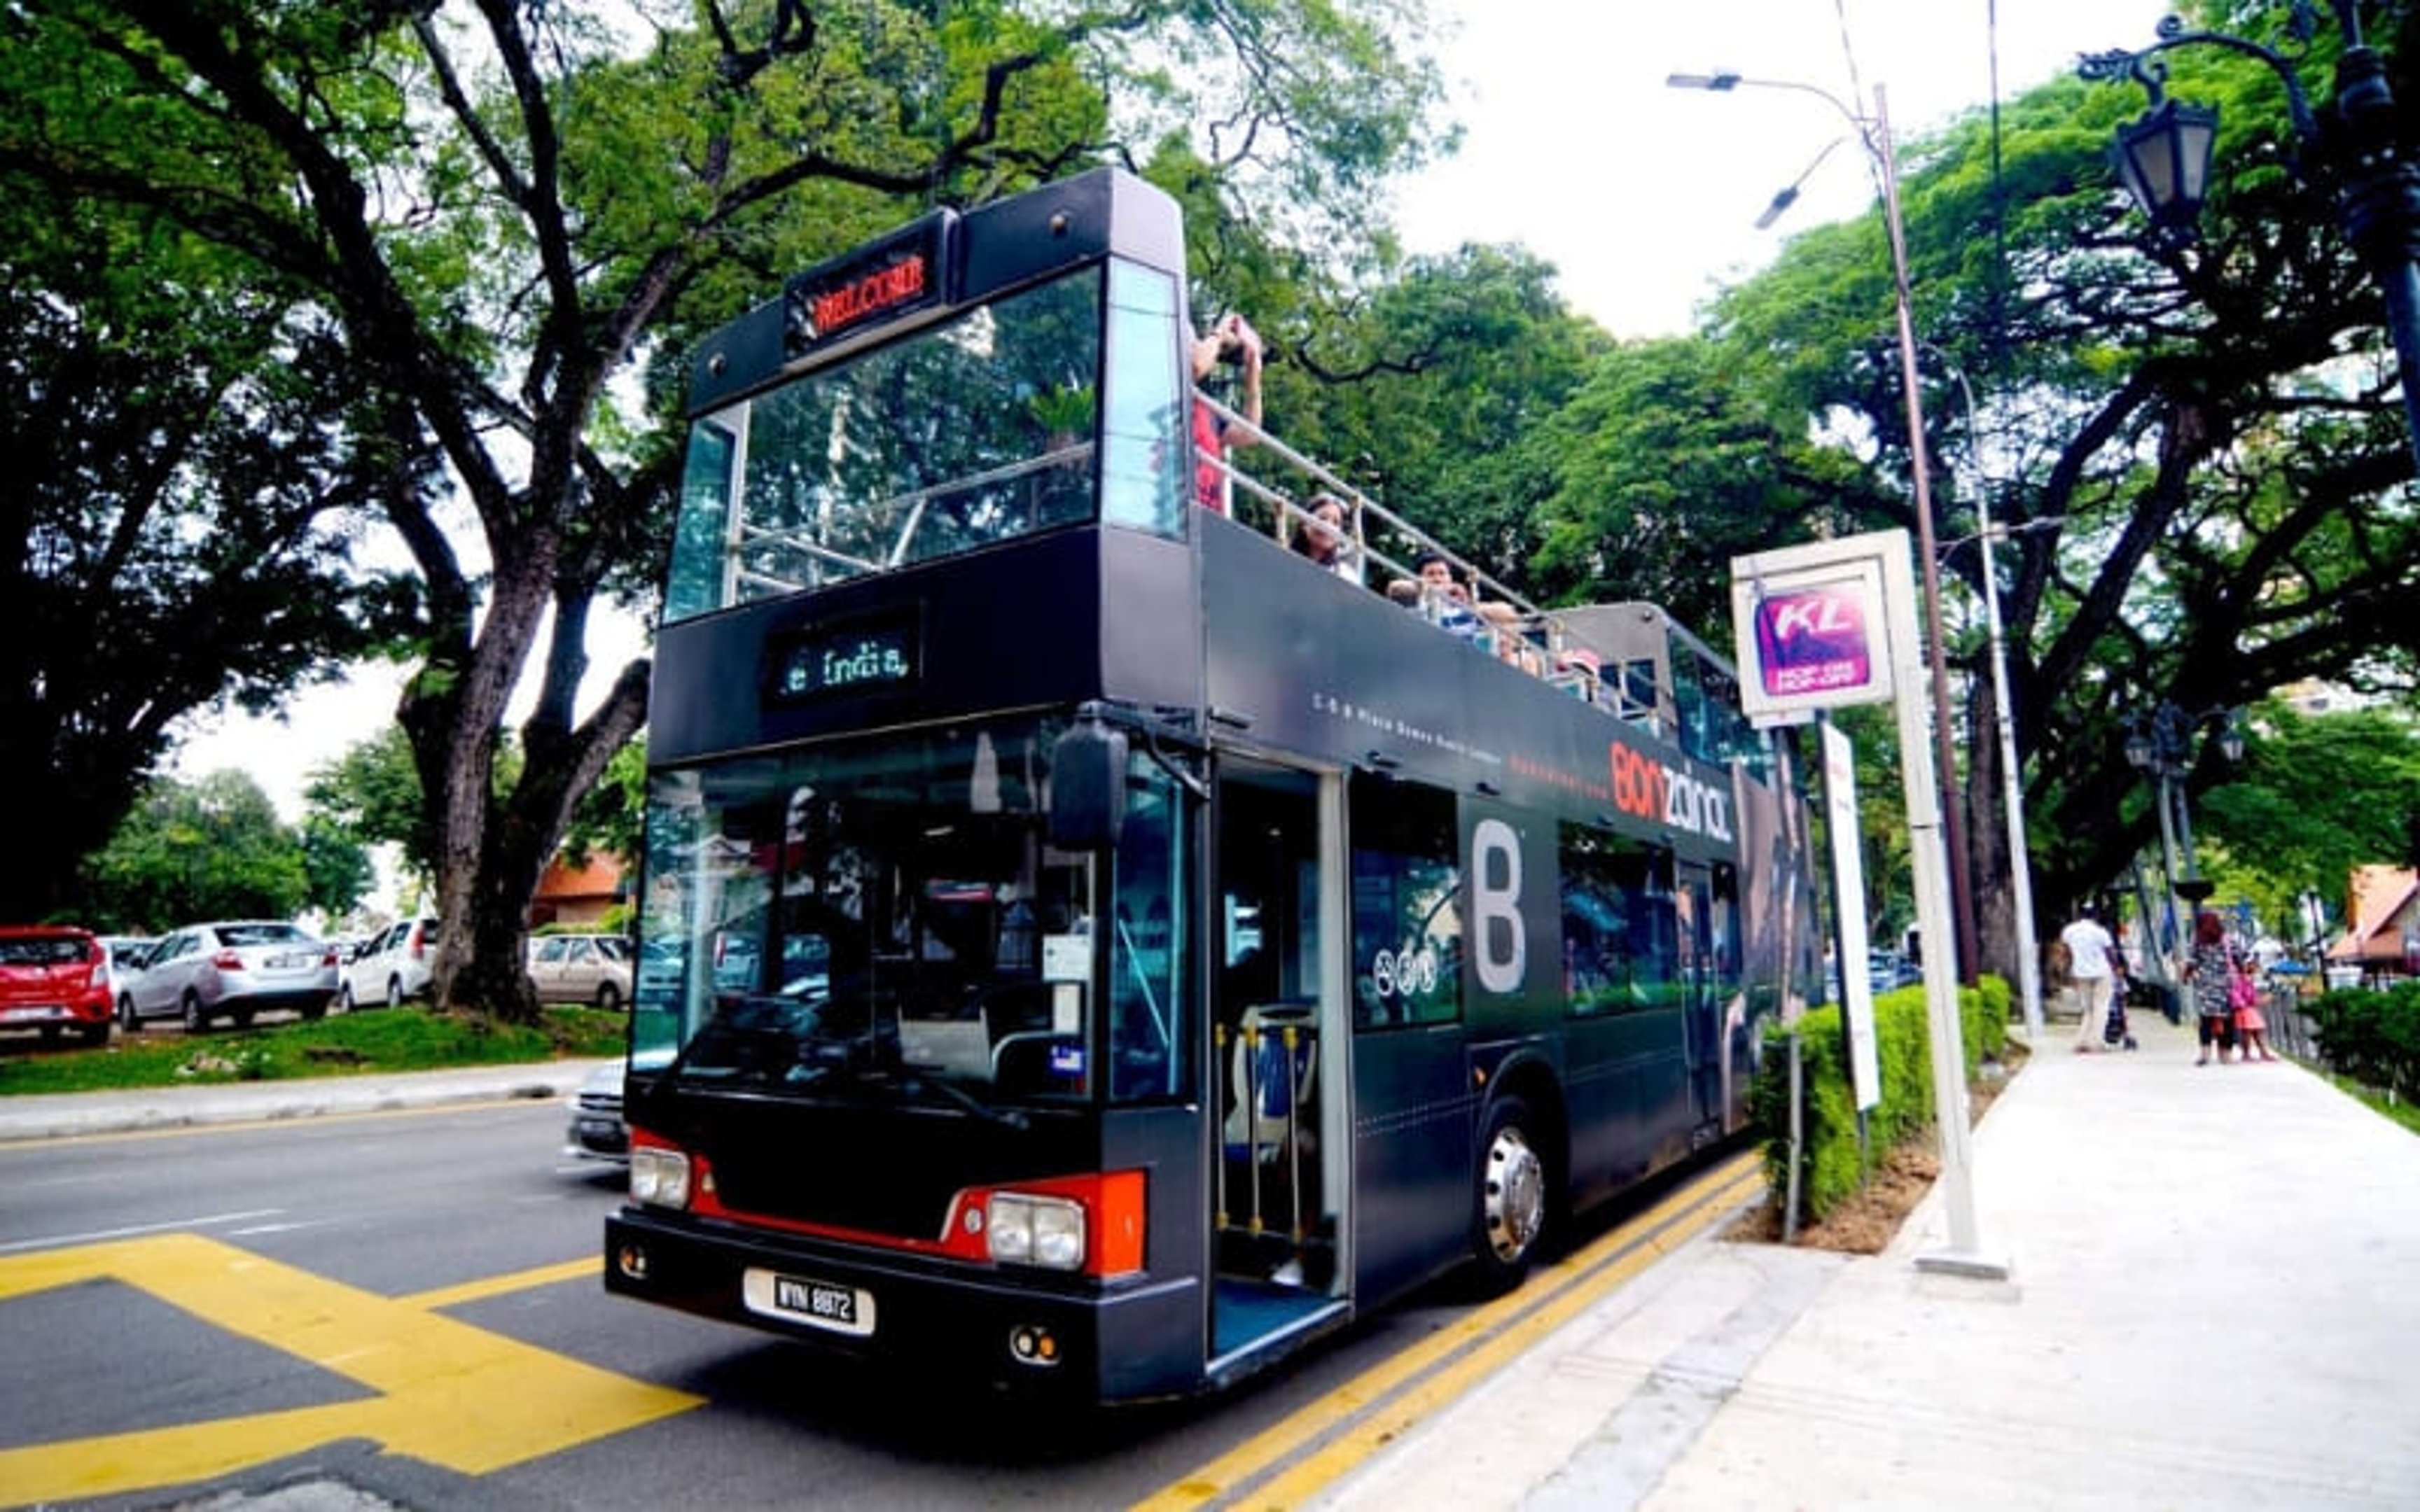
[987,1192,1085,1270]
[630,1147,693,1210]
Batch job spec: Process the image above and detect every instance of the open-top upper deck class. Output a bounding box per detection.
[658,167,1771,830]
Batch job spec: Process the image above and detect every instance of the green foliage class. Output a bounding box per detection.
[306,727,436,882]
[79,772,312,931]
[1750,976,2011,1225]
[1265,244,1609,594]
[562,736,647,873]
[0,186,420,921]
[2308,983,2420,1103]
[2199,704,2420,937]
[0,1007,625,1096]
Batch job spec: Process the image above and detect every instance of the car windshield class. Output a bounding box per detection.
[0,936,88,967]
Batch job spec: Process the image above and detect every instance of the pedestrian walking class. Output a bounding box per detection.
[2062,904,2120,1054]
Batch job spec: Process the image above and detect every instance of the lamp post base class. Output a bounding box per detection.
[1915,1247,2015,1282]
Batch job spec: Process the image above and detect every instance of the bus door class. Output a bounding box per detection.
[1208,758,1347,1363]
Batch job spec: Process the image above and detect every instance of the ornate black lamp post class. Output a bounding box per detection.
[2080,4,2420,475]
[2123,701,2245,980]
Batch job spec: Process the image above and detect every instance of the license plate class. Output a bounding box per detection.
[0,1006,59,1023]
[742,1268,875,1337]
[267,953,309,969]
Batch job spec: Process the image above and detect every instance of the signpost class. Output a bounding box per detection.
[1732,530,2008,1280]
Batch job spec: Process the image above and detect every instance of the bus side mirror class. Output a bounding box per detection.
[1049,718,1128,850]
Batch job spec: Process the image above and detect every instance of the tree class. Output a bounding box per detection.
[306,727,440,887]
[1267,244,1611,596]
[81,772,314,930]
[2199,703,2420,940]
[0,190,417,923]
[7,0,1447,1020]
[1559,20,2420,987]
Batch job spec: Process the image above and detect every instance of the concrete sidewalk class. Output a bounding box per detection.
[1315,1011,2420,1510]
[0,1057,608,1143]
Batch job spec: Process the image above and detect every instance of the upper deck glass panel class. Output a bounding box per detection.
[667,265,1159,622]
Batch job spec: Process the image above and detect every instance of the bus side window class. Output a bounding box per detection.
[1349,776,1461,1029]
[1559,826,1671,1016]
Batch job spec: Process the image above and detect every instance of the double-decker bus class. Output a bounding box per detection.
[604,168,1821,1404]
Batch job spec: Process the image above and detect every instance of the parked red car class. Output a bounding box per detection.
[0,926,113,1047]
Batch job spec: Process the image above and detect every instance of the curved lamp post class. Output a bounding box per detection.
[1671,71,2003,1279]
[2080,4,2420,474]
[1667,70,1982,990]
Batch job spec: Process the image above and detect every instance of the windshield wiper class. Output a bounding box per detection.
[893,1069,1029,1130]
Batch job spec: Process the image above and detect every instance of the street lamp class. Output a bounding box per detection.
[2080,4,2420,474]
[1672,70,2002,1280]
[1667,70,1983,991]
[2122,701,2244,981]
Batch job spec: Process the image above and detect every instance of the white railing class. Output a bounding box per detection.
[1199,389,1640,722]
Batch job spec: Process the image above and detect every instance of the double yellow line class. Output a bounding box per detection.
[1135,1152,1764,1511]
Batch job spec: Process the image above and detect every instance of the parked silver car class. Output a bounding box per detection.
[562,1060,629,1163]
[527,933,634,1010]
[118,921,339,1032]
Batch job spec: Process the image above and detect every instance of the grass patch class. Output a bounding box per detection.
[0,1007,626,1097]
[2327,1069,2420,1138]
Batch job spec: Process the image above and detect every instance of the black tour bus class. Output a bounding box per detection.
[603,167,1821,1404]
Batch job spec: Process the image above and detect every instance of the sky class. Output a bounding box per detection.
[170,0,2174,825]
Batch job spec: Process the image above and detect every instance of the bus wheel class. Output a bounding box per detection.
[1470,1096,1547,1293]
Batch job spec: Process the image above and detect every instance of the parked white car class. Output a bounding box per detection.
[528,933,634,1010]
[339,917,442,1011]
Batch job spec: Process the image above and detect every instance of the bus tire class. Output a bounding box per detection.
[1470,1095,1547,1294]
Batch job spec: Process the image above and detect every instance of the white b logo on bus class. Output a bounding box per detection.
[1470,818,1526,994]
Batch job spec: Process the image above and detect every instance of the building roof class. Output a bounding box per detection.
[535,853,625,906]
[2328,865,2419,964]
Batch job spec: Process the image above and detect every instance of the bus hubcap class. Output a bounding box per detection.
[1482,1126,1545,1263]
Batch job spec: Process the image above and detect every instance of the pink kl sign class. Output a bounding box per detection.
[1754,588,1874,697]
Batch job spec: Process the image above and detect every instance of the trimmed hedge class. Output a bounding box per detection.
[2307,981,2420,1100]
[1749,974,2012,1225]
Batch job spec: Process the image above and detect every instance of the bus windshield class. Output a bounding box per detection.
[632,715,1193,1107]
[667,269,1106,620]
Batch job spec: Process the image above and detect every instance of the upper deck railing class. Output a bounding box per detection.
[1197,387,1760,766]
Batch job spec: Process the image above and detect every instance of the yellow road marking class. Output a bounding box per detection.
[0,1236,699,1506]
[1133,1154,1764,1512]
[402,1257,598,1311]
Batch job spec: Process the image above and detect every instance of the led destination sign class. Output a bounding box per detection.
[767,619,919,704]
[783,211,953,355]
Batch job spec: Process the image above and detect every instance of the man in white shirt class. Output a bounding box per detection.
[2062,904,2119,1053]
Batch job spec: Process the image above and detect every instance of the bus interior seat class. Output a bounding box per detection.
[1223,1001,1317,1164]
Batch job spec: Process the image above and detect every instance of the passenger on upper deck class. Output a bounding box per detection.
[1391,551,1520,638]
[1291,493,1361,582]
[1190,313,1263,515]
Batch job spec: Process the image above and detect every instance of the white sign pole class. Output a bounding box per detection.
[1878,545,2009,1280]
[1732,528,2008,1280]
[1822,722,1881,1113]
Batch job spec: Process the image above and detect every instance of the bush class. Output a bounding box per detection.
[2308,981,2420,1100]
[1750,974,2010,1226]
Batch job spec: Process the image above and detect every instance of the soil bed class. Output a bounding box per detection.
[1725,1040,2026,1254]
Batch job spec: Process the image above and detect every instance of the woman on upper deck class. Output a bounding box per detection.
[1291,493,1361,583]
[1190,314,1263,515]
